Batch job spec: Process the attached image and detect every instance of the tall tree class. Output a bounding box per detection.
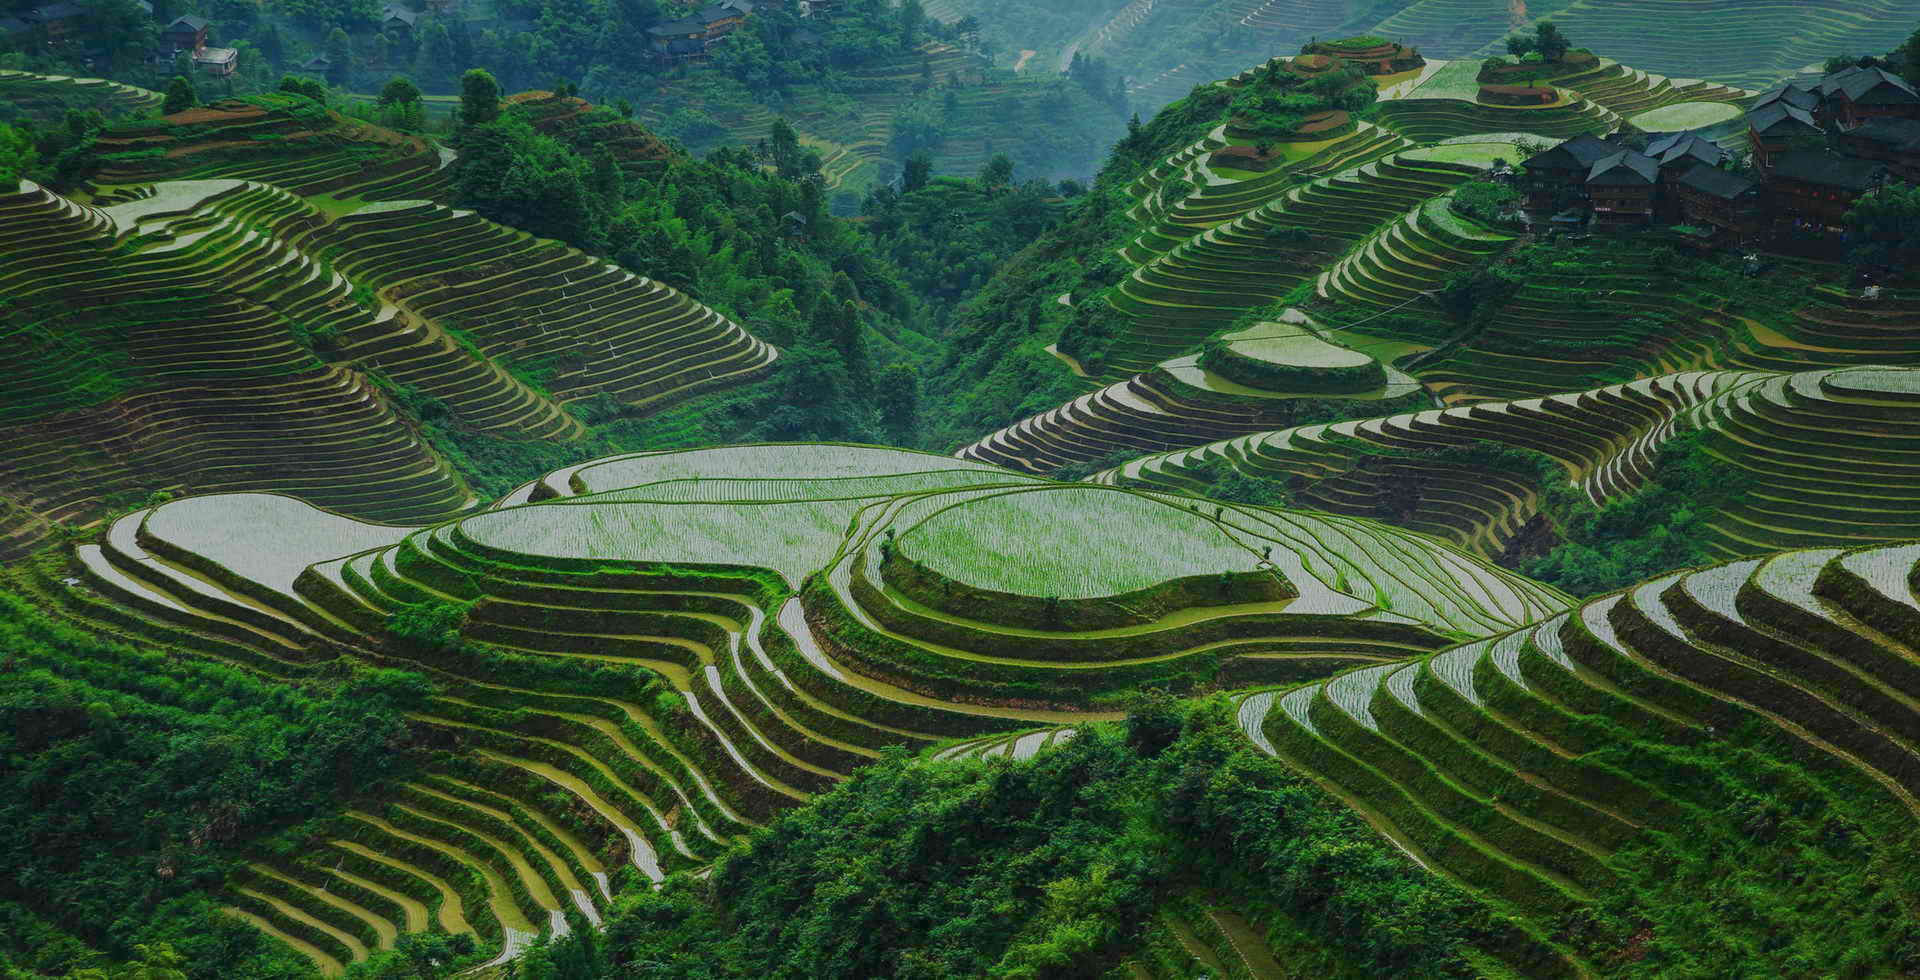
[902,150,931,192]
[460,67,502,126]
[0,124,36,192]
[979,153,1013,188]
[897,0,923,50]
[324,27,353,84]
[161,74,197,114]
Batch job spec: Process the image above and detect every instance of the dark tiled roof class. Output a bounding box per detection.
[382,5,418,25]
[1850,117,1920,151]
[1823,66,1918,105]
[1588,149,1658,185]
[695,4,733,22]
[1748,102,1821,136]
[1770,150,1887,191]
[297,54,332,69]
[1646,132,1725,169]
[1530,133,1617,170]
[0,16,29,32]
[648,18,704,35]
[1755,84,1819,111]
[1678,164,1758,200]
[721,0,754,12]
[164,14,208,31]
[31,2,86,20]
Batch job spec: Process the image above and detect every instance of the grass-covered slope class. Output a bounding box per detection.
[31,443,1568,972]
[1100,364,1920,566]
[0,69,160,124]
[0,177,776,559]
[90,95,454,203]
[482,532,1920,978]
[1237,537,1920,973]
[960,311,1427,473]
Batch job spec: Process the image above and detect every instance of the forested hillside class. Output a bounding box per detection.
[9,5,1920,979]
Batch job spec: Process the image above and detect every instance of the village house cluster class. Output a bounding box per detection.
[1521,64,1920,246]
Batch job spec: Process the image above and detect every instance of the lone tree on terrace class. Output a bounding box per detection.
[162,74,197,114]
[1505,21,1572,62]
[460,68,502,127]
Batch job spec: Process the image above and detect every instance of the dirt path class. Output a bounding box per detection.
[1013,49,1036,72]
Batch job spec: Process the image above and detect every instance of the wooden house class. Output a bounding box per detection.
[1674,165,1763,243]
[1646,133,1726,222]
[1841,117,1920,182]
[160,15,208,52]
[1818,66,1920,130]
[1767,150,1887,233]
[1520,133,1615,212]
[1586,149,1659,228]
[1748,102,1824,171]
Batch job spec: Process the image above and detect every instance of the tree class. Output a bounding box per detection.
[460,67,502,126]
[1534,21,1570,61]
[0,123,36,192]
[978,153,1013,189]
[378,74,422,106]
[1844,180,1920,270]
[161,74,197,114]
[875,361,918,439]
[769,117,802,178]
[324,27,352,84]
[414,19,457,90]
[897,0,924,50]
[1504,33,1536,58]
[902,150,932,193]
[278,74,326,101]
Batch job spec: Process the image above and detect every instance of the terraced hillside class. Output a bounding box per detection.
[31,443,1566,972]
[984,51,1759,475]
[961,313,1428,472]
[1413,245,1920,406]
[1526,0,1919,91]
[1236,536,1920,968]
[1072,54,1737,384]
[636,42,1126,191]
[1099,365,1920,564]
[89,94,454,201]
[0,69,160,122]
[0,178,776,559]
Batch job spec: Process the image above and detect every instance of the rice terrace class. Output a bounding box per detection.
[9,0,1920,977]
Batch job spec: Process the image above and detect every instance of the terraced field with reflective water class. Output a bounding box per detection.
[33,444,1571,971]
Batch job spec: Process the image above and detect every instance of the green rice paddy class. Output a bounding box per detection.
[1627,100,1743,131]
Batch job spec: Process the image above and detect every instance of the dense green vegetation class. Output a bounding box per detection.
[1521,431,1745,596]
[919,88,1231,447]
[514,698,1504,978]
[0,585,432,978]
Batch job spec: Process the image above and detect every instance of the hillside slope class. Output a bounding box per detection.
[18,443,1570,972]
[0,177,776,558]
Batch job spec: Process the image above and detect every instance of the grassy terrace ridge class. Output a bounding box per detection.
[1235,537,1920,972]
[958,310,1425,475]
[1095,368,1758,558]
[0,69,161,122]
[1095,361,1920,567]
[1506,0,1919,91]
[40,442,1570,971]
[0,177,778,558]
[89,94,454,203]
